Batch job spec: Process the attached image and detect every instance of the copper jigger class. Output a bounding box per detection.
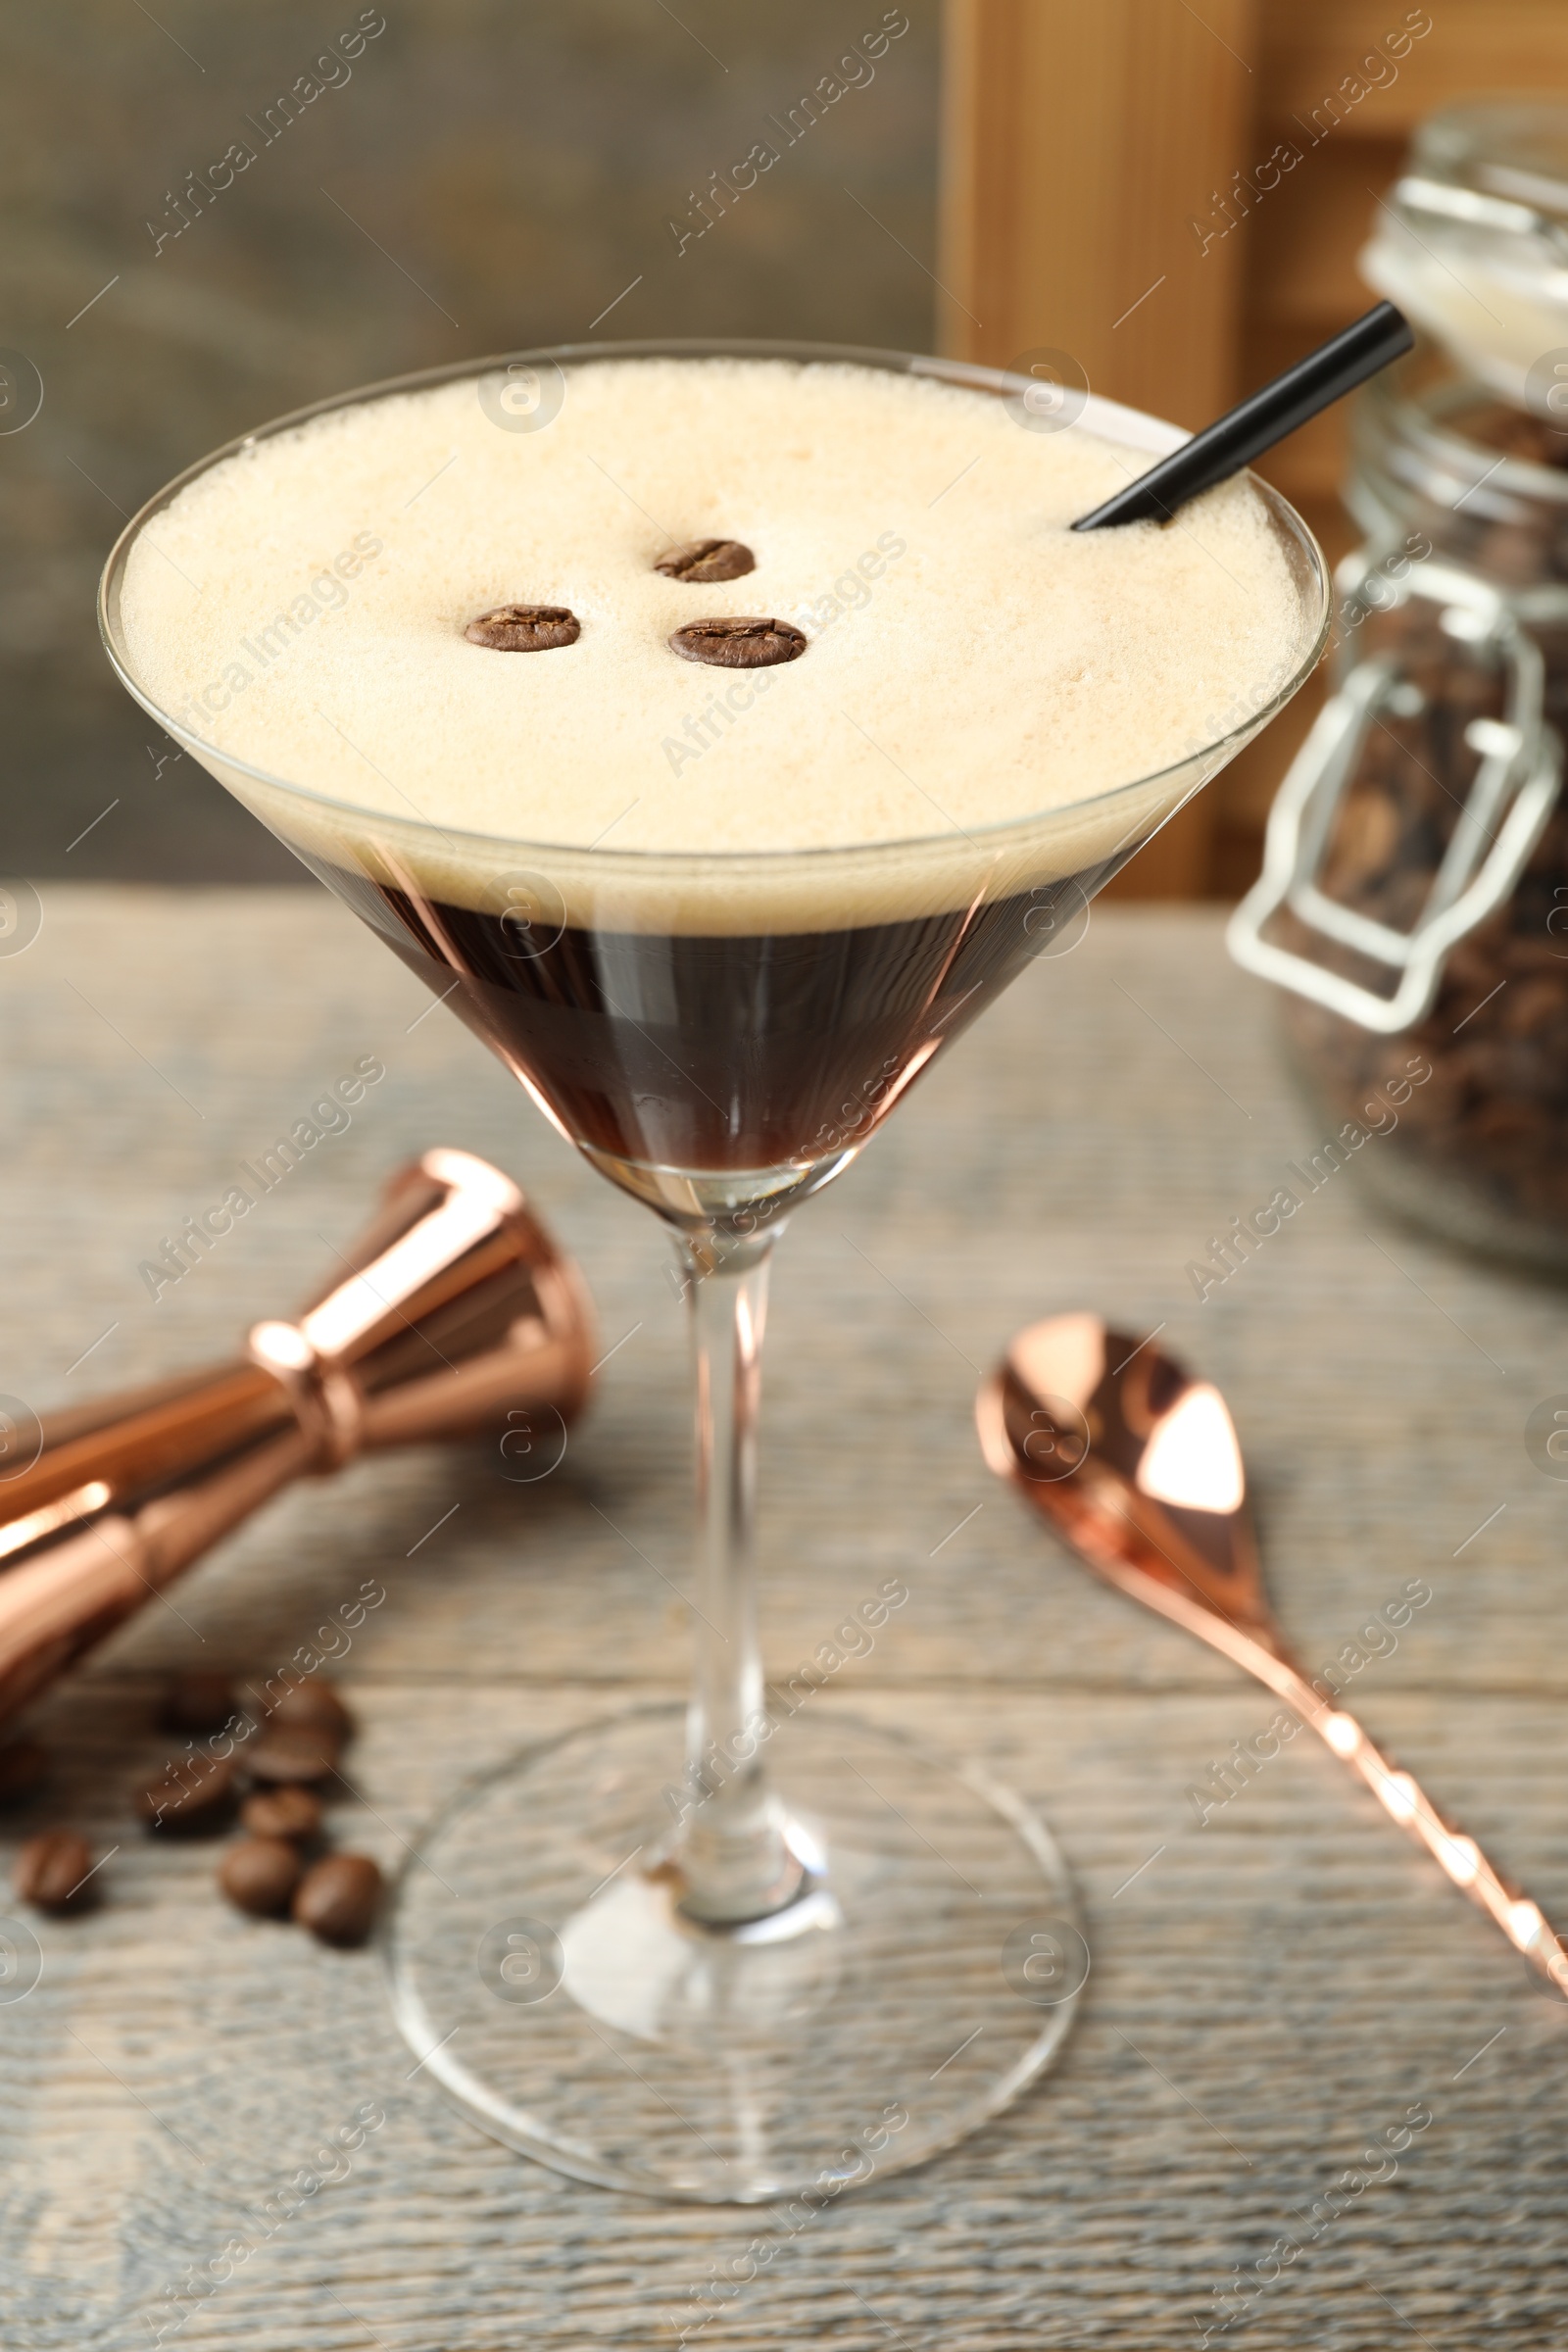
[0,1149,594,1727]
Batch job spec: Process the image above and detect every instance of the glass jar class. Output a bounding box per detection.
[1230,102,1568,1271]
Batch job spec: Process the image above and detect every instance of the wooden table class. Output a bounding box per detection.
[2,888,1564,2350]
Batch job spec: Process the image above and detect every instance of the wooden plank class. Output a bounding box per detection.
[938,0,1257,424]
[4,890,1568,2346]
[1239,140,1407,333]
[1260,1,1568,137]
[938,0,1259,897]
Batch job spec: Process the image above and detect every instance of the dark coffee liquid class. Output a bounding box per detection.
[318,856,1108,1173]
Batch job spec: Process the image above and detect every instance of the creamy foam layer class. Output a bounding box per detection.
[118,356,1317,927]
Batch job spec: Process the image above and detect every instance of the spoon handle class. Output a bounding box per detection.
[1310,1699,1568,1994]
[1205,1613,1568,1993]
[1067,1551,1568,1992]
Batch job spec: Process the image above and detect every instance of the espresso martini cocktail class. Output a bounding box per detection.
[103,343,1329,2203]
[116,354,1309,1203]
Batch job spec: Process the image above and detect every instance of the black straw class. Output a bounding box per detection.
[1070,300,1413,532]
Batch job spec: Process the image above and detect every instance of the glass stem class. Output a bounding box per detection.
[673,1227,803,1926]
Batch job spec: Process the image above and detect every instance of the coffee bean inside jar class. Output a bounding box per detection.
[1248,343,1568,1272]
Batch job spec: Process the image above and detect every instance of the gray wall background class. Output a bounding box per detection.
[0,0,940,879]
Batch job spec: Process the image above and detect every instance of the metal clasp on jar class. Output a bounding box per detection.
[1228,553,1563,1033]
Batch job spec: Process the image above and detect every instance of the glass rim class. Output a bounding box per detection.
[98,335,1332,875]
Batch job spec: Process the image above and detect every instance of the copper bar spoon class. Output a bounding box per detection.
[976,1313,1568,1994]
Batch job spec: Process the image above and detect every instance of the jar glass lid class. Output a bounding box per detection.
[1363,99,1568,413]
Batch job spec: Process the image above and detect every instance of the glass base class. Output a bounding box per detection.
[385,1704,1086,2203]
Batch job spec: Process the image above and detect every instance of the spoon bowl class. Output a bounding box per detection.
[977,1311,1277,1652]
[978,1312,1568,1995]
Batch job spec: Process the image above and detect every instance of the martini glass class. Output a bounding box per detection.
[100,340,1330,2203]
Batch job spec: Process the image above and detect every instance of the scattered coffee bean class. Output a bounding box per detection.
[669,616,807,670]
[270,1678,355,1741]
[241,1785,323,1843]
[293,1852,382,1948]
[220,1837,305,1919]
[14,1829,96,1913]
[159,1672,239,1736]
[465,604,580,652]
[138,1754,237,1837]
[655,538,756,583]
[244,1728,341,1787]
[0,1739,48,1807]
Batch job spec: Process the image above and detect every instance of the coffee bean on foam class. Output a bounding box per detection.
[655,538,756,582]
[465,604,580,651]
[670,616,807,669]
